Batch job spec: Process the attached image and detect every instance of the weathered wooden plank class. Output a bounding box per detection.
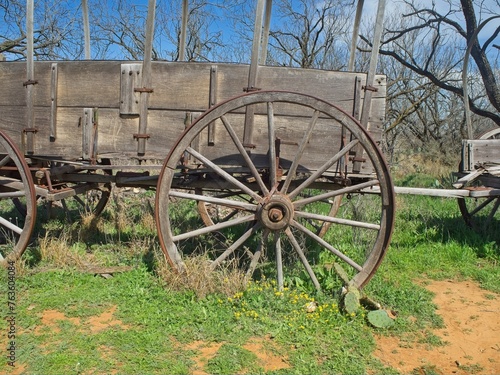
[0,106,185,159]
[0,102,382,174]
[57,61,121,107]
[120,63,142,115]
[467,139,500,166]
[148,62,211,111]
[1,61,384,109]
[197,111,376,175]
[0,106,82,156]
[1,61,386,163]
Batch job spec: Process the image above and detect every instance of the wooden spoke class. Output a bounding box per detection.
[210,222,261,269]
[293,180,380,208]
[221,115,269,195]
[172,190,257,212]
[0,216,24,235]
[281,110,320,194]
[273,232,284,290]
[0,155,12,168]
[156,91,394,290]
[284,227,321,290]
[267,102,278,188]
[288,139,359,200]
[195,190,255,227]
[187,147,262,202]
[245,229,269,282]
[291,219,363,272]
[173,214,256,242]
[294,210,380,230]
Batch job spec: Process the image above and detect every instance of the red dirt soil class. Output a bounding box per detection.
[374,280,500,374]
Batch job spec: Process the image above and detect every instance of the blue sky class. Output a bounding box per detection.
[0,0,498,62]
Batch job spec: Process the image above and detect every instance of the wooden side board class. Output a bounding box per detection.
[0,61,386,171]
[461,139,500,171]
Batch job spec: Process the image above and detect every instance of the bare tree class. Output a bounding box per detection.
[0,0,231,62]
[156,0,227,62]
[372,0,500,127]
[0,0,83,60]
[267,0,353,69]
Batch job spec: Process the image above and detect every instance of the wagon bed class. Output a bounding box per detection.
[0,61,385,167]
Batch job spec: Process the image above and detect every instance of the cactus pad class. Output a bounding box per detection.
[367,309,394,328]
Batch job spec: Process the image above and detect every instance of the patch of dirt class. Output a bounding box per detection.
[34,305,129,335]
[375,280,500,374]
[184,336,290,375]
[34,309,81,334]
[242,336,290,371]
[86,305,130,333]
[185,340,224,375]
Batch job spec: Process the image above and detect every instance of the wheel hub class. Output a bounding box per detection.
[258,194,294,231]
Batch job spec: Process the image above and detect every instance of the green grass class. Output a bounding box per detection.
[1,180,499,374]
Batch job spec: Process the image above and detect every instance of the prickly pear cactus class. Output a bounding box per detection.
[367,309,394,328]
[333,262,351,285]
[342,287,360,315]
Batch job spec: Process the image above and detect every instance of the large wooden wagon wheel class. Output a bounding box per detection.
[156,91,395,290]
[0,130,36,263]
[458,128,500,230]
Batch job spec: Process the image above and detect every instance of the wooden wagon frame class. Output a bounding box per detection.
[0,0,497,291]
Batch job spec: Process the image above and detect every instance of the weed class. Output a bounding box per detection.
[410,364,441,375]
[206,343,259,374]
[458,363,484,373]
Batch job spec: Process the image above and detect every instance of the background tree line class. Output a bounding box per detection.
[1,0,498,168]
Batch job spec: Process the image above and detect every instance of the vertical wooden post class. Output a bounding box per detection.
[179,0,188,61]
[260,0,273,65]
[243,0,267,149]
[348,0,364,72]
[24,0,36,154]
[136,0,156,156]
[82,0,91,59]
[353,0,386,173]
[246,0,266,92]
[359,0,386,129]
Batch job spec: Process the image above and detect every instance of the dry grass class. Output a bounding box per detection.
[38,232,92,269]
[139,209,156,233]
[156,253,247,298]
[391,152,454,180]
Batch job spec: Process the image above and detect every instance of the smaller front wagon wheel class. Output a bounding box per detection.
[0,130,36,263]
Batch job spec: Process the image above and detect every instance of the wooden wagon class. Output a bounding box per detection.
[1,0,396,291]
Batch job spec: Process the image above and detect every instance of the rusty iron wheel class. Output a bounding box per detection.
[0,130,37,263]
[156,91,395,290]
